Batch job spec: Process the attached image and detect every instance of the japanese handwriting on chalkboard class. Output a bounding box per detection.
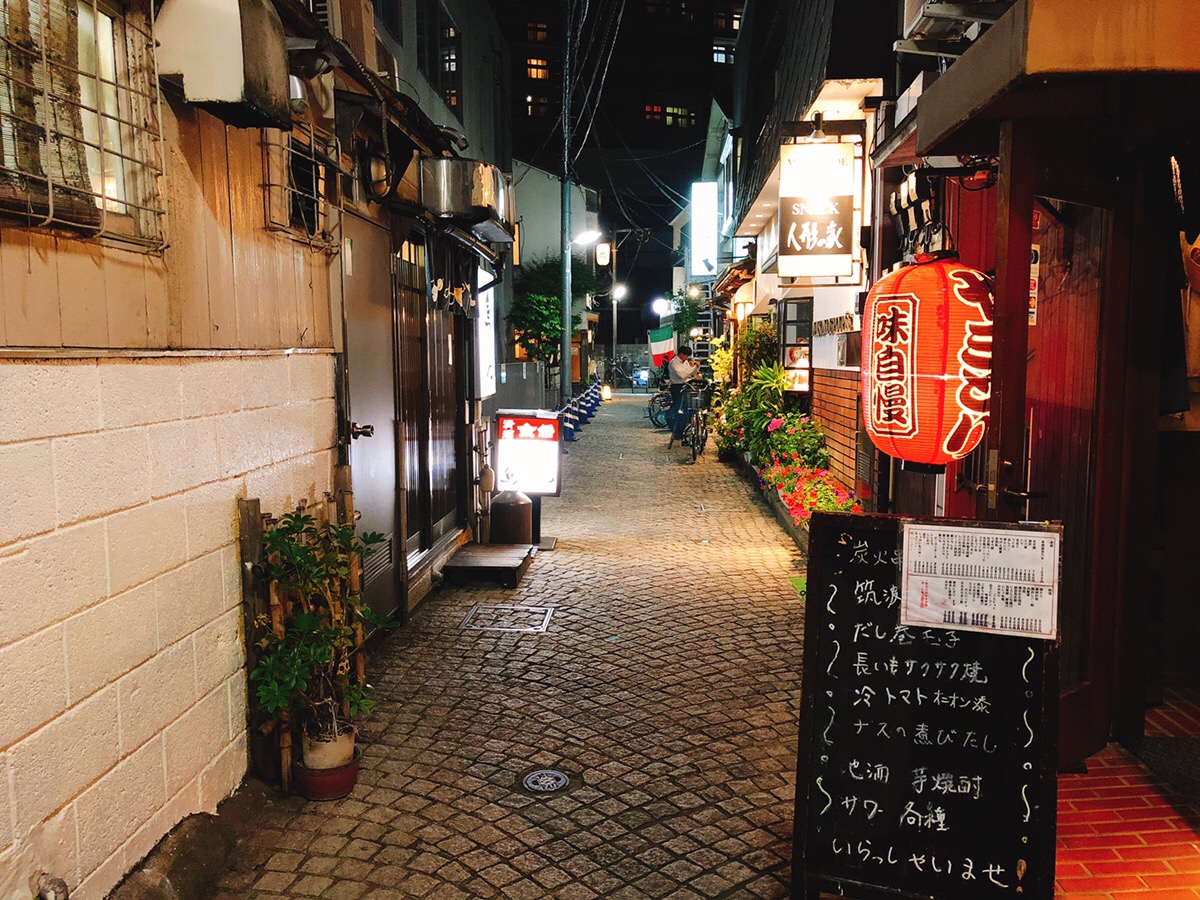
[804,517,1054,899]
[851,653,990,683]
[850,541,900,566]
[853,720,909,739]
[847,760,891,783]
[911,767,984,800]
[828,839,1019,886]
[841,794,884,820]
[830,838,899,865]
[854,579,902,608]
[899,801,949,832]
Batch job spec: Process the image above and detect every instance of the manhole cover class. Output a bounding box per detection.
[460,605,553,633]
[522,769,570,793]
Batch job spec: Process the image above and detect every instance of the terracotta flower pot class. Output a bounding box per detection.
[293,748,361,801]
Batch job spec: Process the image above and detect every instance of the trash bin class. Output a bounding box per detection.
[490,490,533,544]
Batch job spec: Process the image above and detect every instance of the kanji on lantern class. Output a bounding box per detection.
[861,255,994,468]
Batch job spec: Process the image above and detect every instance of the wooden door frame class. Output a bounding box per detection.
[983,121,1153,765]
[1109,154,1171,745]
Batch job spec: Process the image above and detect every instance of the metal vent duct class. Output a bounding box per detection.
[419,158,515,243]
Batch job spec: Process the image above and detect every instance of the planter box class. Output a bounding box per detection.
[734,460,811,556]
[762,480,810,556]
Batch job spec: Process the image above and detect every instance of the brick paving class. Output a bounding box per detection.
[1054,690,1200,898]
[1055,744,1200,898]
[214,393,807,898]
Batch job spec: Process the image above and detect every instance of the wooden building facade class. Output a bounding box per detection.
[0,0,512,895]
[869,0,1200,765]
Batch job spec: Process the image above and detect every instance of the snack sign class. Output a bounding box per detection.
[495,412,562,496]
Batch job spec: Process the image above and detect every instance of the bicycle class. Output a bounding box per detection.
[646,382,672,427]
[606,357,646,391]
[679,379,711,462]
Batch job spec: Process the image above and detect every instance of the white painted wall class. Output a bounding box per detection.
[511,160,597,265]
[0,352,336,899]
[812,286,860,370]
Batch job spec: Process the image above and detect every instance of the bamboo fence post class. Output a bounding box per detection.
[268,579,292,792]
[335,468,367,687]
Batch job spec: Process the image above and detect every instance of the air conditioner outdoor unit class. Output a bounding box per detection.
[902,0,1010,41]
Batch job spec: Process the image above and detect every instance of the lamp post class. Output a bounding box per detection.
[611,283,628,377]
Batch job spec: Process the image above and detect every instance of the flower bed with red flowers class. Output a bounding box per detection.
[760,462,862,526]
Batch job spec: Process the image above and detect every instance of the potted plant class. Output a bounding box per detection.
[249,509,391,798]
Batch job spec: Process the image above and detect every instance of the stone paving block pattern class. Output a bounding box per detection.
[216,395,806,897]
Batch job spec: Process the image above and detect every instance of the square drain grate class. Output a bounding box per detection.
[459,604,554,633]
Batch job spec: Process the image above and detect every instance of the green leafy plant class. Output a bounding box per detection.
[709,336,733,383]
[508,254,598,363]
[763,412,830,470]
[735,317,779,379]
[713,386,748,458]
[742,363,788,461]
[670,292,701,337]
[250,511,394,743]
[507,292,564,363]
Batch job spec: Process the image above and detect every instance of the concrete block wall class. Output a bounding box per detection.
[0,351,337,899]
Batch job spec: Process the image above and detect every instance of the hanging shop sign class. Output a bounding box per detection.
[861,255,995,468]
[495,411,562,496]
[475,267,497,399]
[778,142,858,279]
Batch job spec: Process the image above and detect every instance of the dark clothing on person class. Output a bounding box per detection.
[669,382,688,438]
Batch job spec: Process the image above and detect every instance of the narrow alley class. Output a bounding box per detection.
[213,395,806,898]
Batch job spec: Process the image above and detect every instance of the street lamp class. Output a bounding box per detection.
[651,296,672,317]
[573,229,602,246]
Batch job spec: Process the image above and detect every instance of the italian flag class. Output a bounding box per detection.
[648,326,676,366]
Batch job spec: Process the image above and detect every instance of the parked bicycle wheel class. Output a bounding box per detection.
[647,391,671,428]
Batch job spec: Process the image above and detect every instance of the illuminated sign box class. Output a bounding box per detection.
[778,142,859,279]
[690,181,718,276]
[495,410,562,496]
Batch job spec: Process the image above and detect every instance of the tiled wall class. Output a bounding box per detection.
[0,352,336,899]
[812,367,859,489]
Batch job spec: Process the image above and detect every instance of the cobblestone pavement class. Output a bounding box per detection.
[215,394,806,899]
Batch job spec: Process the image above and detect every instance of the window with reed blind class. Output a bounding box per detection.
[0,0,165,248]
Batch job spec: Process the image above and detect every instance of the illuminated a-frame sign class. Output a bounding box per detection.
[495,410,562,496]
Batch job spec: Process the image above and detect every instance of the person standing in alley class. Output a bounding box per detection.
[667,346,700,448]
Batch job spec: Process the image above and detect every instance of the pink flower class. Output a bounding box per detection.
[767,418,784,432]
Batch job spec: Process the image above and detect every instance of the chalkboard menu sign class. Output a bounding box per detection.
[795,512,1058,899]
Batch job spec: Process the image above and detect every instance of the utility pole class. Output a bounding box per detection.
[559,0,573,408]
[610,238,619,377]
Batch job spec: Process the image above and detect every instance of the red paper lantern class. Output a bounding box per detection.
[861,255,994,468]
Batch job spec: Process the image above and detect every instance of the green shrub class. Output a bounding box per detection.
[714,387,748,457]
[735,318,778,378]
[762,413,830,470]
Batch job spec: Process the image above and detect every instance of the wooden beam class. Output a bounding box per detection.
[981,120,1036,520]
